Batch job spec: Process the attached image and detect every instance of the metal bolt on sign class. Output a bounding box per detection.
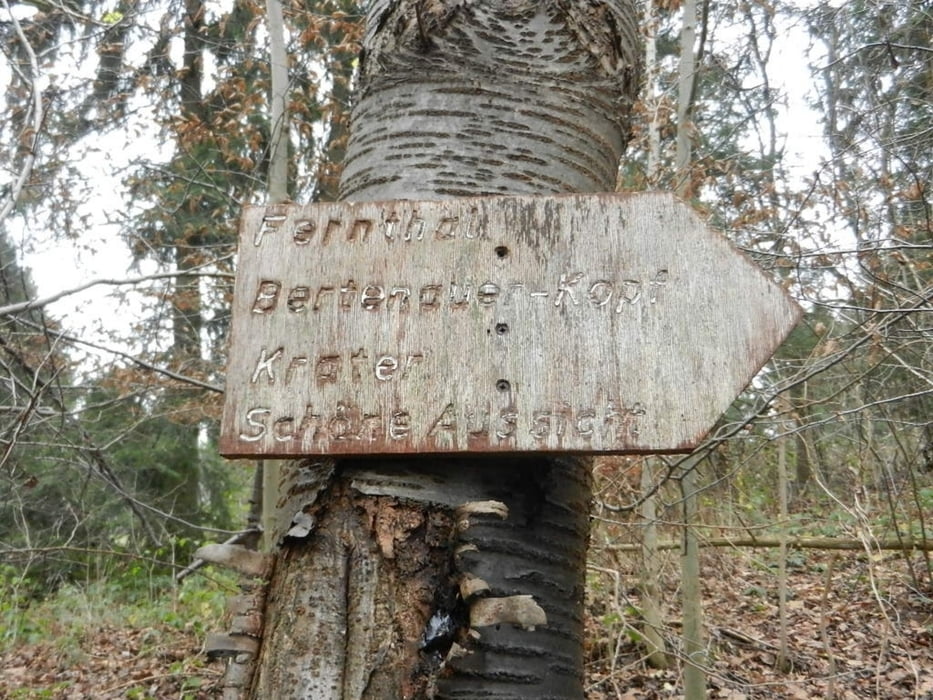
[220,192,801,458]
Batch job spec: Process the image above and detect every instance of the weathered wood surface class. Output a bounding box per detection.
[219,191,800,457]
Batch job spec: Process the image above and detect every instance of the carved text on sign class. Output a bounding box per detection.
[234,397,647,450]
[252,206,488,248]
[248,347,426,386]
[219,194,802,456]
[248,272,670,316]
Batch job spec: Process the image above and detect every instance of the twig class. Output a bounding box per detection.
[99,668,222,695]
[0,0,43,224]
[175,528,262,582]
[0,265,234,318]
[819,555,838,700]
[15,316,224,393]
[602,536,933,552]
[1,545,183,570]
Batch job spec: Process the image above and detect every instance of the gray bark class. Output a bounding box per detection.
[250,2,641,698]
[680,461,707,700]
[675,2,706,696]
[674,0,697,197]
[639,459,668,669]
[266,0,289,203]
[341,0,641,200]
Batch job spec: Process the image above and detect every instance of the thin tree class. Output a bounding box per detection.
[636,0,670,671]
[674,0,707,697]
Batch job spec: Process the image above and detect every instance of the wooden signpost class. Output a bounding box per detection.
[219,192,801,458]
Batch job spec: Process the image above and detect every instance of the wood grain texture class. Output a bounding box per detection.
[220,192,801,457]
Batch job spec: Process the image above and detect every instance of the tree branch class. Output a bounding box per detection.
[823,41,933,69]
[0,264,234,318]
[603,536,933,553]
[14,316,225,394]
[0,0,43,224]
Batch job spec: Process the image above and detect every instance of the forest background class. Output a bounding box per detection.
[0,0,930,697]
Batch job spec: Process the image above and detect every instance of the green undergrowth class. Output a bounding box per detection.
[0,563,235,656]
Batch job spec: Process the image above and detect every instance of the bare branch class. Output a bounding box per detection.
[0,545,200,570]
[15,316,225,394]
[603,536,933,553]
[0,0,43,224]
[823,41,933,70]
[0,262,234,318]
[175,527,262,582]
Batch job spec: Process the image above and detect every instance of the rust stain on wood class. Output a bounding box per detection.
[219,193,801,457]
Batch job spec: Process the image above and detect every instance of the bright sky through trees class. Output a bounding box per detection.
[5,0,831,341]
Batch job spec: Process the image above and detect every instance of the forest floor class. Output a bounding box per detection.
[1,549,931,698]
[585,548,933,699]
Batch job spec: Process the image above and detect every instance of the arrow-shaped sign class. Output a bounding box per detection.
[219,192,801,457]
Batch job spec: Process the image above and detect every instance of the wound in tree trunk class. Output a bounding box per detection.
[245,2,643,698]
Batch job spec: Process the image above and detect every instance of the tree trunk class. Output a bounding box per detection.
[674,0,697,197]
[776,433,791,673]
[674,2,706,696]
[792,381,812,497]
[637,1,667,669]
[251,3,641,698]
[680,459,707,700]
[265,0,289,203]
[161,0,206,525]
[639,458,669,669]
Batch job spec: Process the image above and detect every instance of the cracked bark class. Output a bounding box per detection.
[249,2,641,697]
